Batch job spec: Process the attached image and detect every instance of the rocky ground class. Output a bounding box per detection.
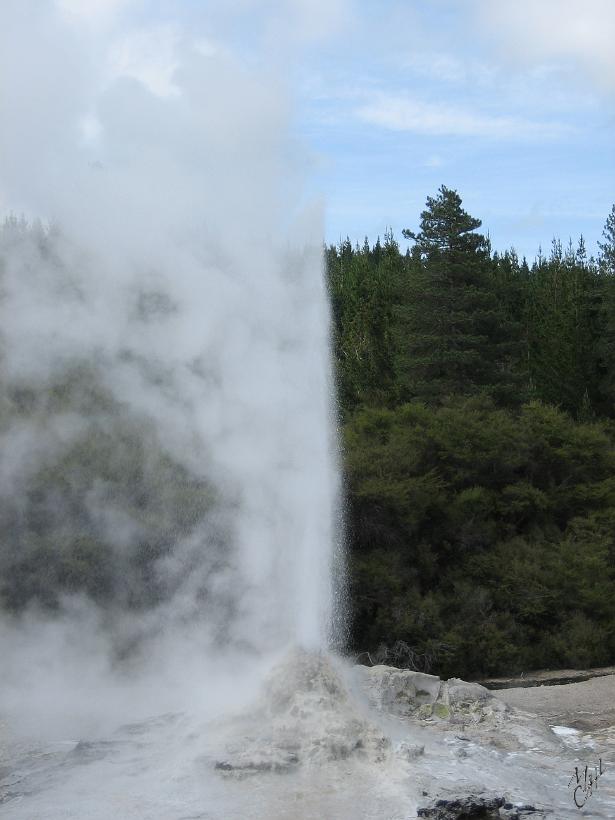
[354,661,615,817]
[3,654,615,819]
[488,671,615,732]
[212,654,615,816]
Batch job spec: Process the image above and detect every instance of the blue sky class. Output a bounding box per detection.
[288,0,615,260]
[181,0,615,259]
[9,1,615,261]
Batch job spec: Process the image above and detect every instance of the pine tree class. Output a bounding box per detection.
[491,248,531,400]
[599,204,615,274]
[326,234,398,412]
[525,238,601,416]
[595,204,615,412]
[395,186,519,404]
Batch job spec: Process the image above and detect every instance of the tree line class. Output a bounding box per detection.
[328,187,615,677]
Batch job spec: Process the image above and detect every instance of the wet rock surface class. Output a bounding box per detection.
[213,650,390,776]
[356,665,508,724]
[354,664,559,753]
[416,795,547,819]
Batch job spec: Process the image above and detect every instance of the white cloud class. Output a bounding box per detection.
[476,0,615,92]
[78,112,103,146]
[356,95,570,141]
[109,24,181,97]
[197,0,354,50]
[399,52,497,87]
[423,154,444,168]
[56,0,134,29]
[279,0,352,42]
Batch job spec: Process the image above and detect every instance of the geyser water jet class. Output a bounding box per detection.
[0,1,343,732]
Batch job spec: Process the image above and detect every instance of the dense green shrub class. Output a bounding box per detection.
[330,190,615,677]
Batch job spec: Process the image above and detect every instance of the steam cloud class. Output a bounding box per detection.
[0,1,343,736]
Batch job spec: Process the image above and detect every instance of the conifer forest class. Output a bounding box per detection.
[328,186,615,677]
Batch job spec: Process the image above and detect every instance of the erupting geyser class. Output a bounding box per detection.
[4,5,613,820]
[0,5,357,812]
[0,1,343,721]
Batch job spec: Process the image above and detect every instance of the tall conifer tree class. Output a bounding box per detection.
[599,204,615,274]
[396,186,518,404]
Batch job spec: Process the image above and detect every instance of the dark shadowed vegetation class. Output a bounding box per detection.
[329,188,615,677]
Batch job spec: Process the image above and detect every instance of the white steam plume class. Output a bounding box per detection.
[0,0,344,735]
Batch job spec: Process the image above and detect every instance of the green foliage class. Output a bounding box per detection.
[327,231,400,412]
[525,239,603,416]
[396,186,522,405]
[599,204,615,275]
[331,191,615,677]
[344,398,615,676]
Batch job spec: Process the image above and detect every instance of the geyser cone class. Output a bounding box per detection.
[212,649,389,775]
